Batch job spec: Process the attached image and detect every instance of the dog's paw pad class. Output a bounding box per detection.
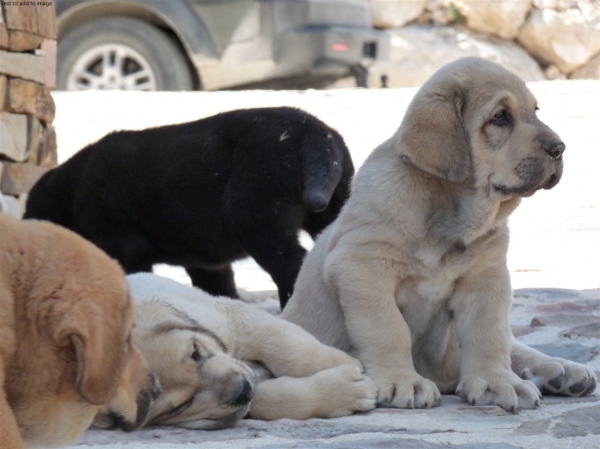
[548,374,563,391]
[523,359,597,397]
[569,380,587,395]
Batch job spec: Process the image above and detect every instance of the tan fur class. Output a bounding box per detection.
[282,58,597,411]
[0,214,159,448]
[123,273,377,430]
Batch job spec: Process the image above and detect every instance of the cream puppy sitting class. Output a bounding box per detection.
[282,57,597,411]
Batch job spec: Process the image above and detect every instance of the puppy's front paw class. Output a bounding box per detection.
[519,358,597,397]
[370,370,441,409]
[457,370,541,412]
[313,364,377,418]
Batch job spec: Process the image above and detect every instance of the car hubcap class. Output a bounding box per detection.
[66,44,157,90]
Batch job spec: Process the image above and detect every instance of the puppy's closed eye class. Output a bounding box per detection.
[191,345,202,362]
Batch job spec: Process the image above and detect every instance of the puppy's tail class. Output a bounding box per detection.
[301,131,346,213]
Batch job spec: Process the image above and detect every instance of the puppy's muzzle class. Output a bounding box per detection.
[119,373,162,432]
[542,139,565,191]
[232,377,253,406]
[220,374,255,407]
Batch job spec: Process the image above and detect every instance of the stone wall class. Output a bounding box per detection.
[0,3,57,218]
[363,0,600,87]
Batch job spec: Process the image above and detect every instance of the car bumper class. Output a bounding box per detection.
[281,25,391,75]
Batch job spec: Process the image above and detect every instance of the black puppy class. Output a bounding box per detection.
[24,107,353,308]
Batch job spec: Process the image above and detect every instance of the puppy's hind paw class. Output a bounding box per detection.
[520,358,597,397]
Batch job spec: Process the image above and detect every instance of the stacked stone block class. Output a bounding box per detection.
[0,3,57,217]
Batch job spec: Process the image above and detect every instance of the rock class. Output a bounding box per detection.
[550,405,600,438]
[561,323,600,339]
[7,78,55,123]
[529,343,600,363]
[371,0,428,29]
[8,30,43,52]
[0,49,46,84]
[369,25,545,88]
[513,418,552,436]
[533,298,600,314]
[428,0,455,26]
[514,288,587,303]
[416,1,457,26]
[460,444,522,449]
[0,161,49,196]
[570,53,600,79]
[0,74,6,109]
[36,123,58,168]
[0,9,8,49]
[518,7,600,74]
[534,0,599,15]
[530,314,600,328]
[3,4,57,39]
[545,64,568,80]
[41,39,57,88]
[511,325,539,338]
[27,115,43,163]
[0,111,28,162]
[514,405,600,438]
[12,115,58,169]
[36,4,58,40]
[256,439,522,448]
[533,0,571,10]
[0,189,22,218]
[453,0,533,39]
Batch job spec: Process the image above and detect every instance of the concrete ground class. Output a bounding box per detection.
[49,80,599,449]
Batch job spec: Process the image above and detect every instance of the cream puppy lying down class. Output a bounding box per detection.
[127,273,377,430]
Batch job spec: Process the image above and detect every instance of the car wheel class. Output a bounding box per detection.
[58,17,194,91]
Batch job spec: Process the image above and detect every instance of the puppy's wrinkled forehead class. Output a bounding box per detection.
[449,59,534,108]
[146,301,228,352]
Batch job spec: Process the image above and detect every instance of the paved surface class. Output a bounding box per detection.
[49,81,600,448]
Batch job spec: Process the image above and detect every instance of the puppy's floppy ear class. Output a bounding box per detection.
[397,78,472,184]
[55,301,128,405]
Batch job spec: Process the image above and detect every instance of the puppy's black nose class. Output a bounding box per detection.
[544,140,565,159]
[233,378,253,406]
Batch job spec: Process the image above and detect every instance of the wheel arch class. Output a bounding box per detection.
[59,1,169,38]
[57,0,215,89]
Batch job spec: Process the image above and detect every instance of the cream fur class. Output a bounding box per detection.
[127,273,377,429]
[282,57,596,411]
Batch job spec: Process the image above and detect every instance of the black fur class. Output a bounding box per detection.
[24,107,354,308]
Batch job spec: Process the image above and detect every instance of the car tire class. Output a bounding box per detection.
[57,17,194,91]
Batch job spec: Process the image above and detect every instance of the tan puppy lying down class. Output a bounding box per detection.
[282,57,597,411]
[0,214,160,449]
[127,273,376,430]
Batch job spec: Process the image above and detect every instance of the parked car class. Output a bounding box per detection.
[55,0,390,91]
